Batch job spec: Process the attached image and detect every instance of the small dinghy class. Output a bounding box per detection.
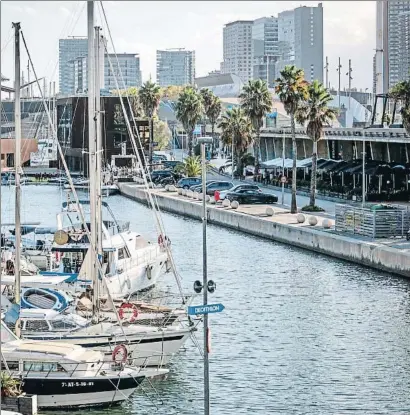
[21,288,73,312]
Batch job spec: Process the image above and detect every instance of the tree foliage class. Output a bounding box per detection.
[275,65,309,213]
[390,79,410,134]
[239,79,272,163]
[296,80,337,207]
[175,86,204,156]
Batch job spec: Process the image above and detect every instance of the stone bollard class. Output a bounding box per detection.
[193,192,199,199]
[209,196,216,204]
[177,188,183,195]
[322,219,332,229]
[187,190,193,198]
[205,195,211,202]
[231,200,239,209]
[266,207,275,216]
[296,213,305,223]
[169,185,177,192]
[222,199,231,208]
[148,182,154,189]
[165,184,170,191]
[308,216,318,226]
[199,193,204,200]
[182,189,187,196]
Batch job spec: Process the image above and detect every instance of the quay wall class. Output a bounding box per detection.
[119,184,410,278]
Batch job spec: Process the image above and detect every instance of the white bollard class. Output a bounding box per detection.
[266,207,275,216]
[308,216,318,226]
[177,188,183,195]
[187,190,193,198]
[148,182,154,188]
[193,191,199,199]
[209,196,216,204]
[322,219,332,229]
[205,195,211,202]
[182,189,187,196]
[231,200,239,209]
[296,213,305,223]
[222,199,231,208]
[169,185,176,192]
[199,193,204,200]
[165,185,170,191]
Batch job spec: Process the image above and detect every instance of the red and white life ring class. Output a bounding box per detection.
[112,344,128,363]
[118,303,139,323]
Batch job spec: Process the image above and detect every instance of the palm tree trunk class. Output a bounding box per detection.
[211,122,215,154]
[255,128,261,175]
[310,140,318,207]
[148,117,153,172]
[290,112,297,214]
[188,130,193,156]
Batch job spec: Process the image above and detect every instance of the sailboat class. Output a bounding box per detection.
[4,2,195,370]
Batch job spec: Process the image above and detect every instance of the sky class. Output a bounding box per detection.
[1,1,376,92]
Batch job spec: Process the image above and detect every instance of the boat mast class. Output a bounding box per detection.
[87,1,99,321]
[95,24,103,308]
[12,22,22,337]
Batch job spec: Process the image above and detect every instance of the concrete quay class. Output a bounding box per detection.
[118,183,410,278]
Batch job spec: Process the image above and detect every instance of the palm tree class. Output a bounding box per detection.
[239,79,272,167]
[138,81,161,169]
[218,107,253,176]
[389,79,410,134]
[200,90,222,152]
[296,80,337,208]
[275,65,309,213]
[175,86,203,156]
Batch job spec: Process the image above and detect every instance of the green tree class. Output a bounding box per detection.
[239,79,272,166]
[175,155,202,177]
[153,118,172,150]
[139,81,161,169]
[389,79,410,134]
[218,107,253,176]
[175,86,204,156]
[275,65,309,213]
[296,80,337,208]
[200,89,222,151]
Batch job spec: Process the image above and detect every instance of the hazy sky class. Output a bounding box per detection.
[1,1,376,91]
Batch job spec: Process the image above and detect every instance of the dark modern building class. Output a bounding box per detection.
[56,96,149,173]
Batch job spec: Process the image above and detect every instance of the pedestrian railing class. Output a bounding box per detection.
[335,203,410,238]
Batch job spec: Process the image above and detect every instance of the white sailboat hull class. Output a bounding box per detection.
[24,327,193,367]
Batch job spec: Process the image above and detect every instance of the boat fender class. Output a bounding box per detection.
[118,302,139,323]
[112,344,128,363]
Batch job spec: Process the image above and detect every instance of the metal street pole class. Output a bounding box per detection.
[337,57,342,109]
[198,136,213,415]
[231,135,234,181]
[282,129,285,205]
[362,139,366,207]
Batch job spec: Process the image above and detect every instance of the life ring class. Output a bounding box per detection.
[118,303,139,323]
[112,344,128,363]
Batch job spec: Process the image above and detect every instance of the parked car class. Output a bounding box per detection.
[176,177,201,189]
[201,181,234,196]
[216,184,261,201]
[189,180,218,192]
[225,189,278,204]
[150,169,173,184]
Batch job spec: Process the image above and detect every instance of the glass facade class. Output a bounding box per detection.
[156,49,195,87]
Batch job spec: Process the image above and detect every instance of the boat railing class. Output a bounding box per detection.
[128,245,164,268]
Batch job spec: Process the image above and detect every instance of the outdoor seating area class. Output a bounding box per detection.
[256,157,410,202]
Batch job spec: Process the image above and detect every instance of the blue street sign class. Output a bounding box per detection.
[152,141,159,147]
[187,303,225,316]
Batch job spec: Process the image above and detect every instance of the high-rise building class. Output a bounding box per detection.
[398,11,410,85]
[376,1,410,94]
[59,37,88,94]
[293,3,323,82]
[221,20,253,83]
[156,49,195,87]
[252,17,280,87]
[104,54,142,90]
[278,10,295,60]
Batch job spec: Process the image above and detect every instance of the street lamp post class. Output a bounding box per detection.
[197,136,213,415]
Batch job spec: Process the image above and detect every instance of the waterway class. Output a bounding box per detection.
[2,185,410,414]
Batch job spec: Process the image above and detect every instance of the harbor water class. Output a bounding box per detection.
[2,186,410,414]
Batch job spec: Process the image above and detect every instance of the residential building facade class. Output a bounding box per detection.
[59,37,88,95]
[221,20,253,83]
[104,53,142,90]
[156,49,195,87]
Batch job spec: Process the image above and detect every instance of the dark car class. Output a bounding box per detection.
[225,189,278,204]
[150,170,173,184]
[216,184,261,201]
[202,181,234,196]
[177,177,201,189]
